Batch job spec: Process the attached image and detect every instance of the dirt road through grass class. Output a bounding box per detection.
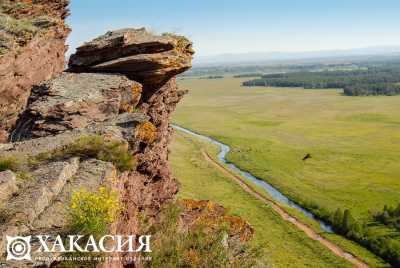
[202,150,369,268]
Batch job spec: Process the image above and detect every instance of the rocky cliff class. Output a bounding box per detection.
[0,0,70,142]
[0,6,254,267]
[0,27,193,267]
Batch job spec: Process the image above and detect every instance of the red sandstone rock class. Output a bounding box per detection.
[0,22,254,267]
[68,28,195,87]
[0,0,70,142]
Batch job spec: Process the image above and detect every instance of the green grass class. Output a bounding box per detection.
[172,77,400,266]
[173,77,400,222]
[202,135,388,268]
[0,156,31,181]
[170,132,356,267]
[0,156,22,172]
[33,135,135,172]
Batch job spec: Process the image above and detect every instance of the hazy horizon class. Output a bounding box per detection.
[67,0,400,57]
[192,45,400,65]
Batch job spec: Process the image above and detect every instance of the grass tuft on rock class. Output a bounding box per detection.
[0,14,37,37]
[0,2,31,14]
[0,2,54,55]
[34,135,136,172]
[0,156,30,180]
[0,156,22,172]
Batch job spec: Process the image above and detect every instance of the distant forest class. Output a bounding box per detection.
[242,63,400,96]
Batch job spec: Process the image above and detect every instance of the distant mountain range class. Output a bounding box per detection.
[194,46,400,66]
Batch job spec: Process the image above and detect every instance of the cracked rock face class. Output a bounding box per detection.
[0,0,70,143]
[68,28,195,87]
[0,26,193,266]
[0,23,241,267]
[0,24,255,268]
[0,111,144,267]
[11,72,143,141]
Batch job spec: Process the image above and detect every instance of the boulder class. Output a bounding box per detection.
[0,158,79,256]
[2,112,148,160]
[10,72,143,141]
[8,158,80,224]
[68,28,194,87]
[0,170,18,203]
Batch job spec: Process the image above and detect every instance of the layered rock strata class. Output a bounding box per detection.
[0,25,255,268]
[0,28,194,267]
[0,0,70,142]
[11,72,143,141]
[68,28,194,88]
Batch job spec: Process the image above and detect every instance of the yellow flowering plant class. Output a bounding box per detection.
[69,187,122,237]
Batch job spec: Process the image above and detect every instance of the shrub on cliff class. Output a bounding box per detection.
[0,2,31,15]
[0,1,56,55]
[0,14,38,48]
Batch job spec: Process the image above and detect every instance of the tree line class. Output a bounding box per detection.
[242,66,400,96]
[288,197,400,266]
[329,208,400,267]
[373,203,400,231]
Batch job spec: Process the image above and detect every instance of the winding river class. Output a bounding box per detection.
[172,124,334,233]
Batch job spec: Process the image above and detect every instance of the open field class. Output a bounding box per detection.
[170,132,356,267]
[173,77,400,222]
[172,77,400,265]
[170,130,387,267]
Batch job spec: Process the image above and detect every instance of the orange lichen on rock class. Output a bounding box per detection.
[68,28,195,88]
[224,215,254,242]
[135,121,158,144]
[178,199,254,242]
[119,83,142,113]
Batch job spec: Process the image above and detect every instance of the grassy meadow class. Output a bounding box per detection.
[170,131,387,267]
[170,132,356,267]
[173,77,400,222]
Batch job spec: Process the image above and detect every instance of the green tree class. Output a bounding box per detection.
[342,209,355,235]
[332,208,343,232]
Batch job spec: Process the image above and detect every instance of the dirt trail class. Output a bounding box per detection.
[201,151,369,268]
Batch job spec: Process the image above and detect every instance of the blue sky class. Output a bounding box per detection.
[67,0,400,56]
